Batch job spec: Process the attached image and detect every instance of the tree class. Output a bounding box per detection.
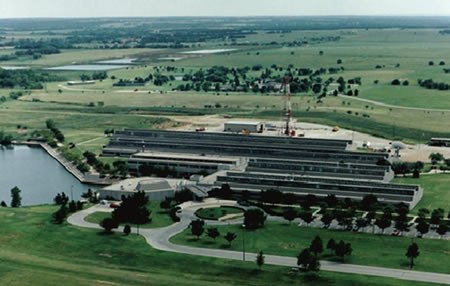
[300,194,316,210]
[337,59,343,64]
[123,224,131,236]
[416,220,429,235]
[112,191,150,224]
[417,208,429,220]
[430,208,444,226]
[360,194,378,211]
[256,251,265,269]
[297,248,320,272]
[391,79,401,85]
[224,232,237,246]
[375,217,391,234]
[325,194,338,208]
[429,153,444,164]
[356,217,368,230]
[160,197,172,211]
[326,238,336,253]
[297,248,312,270]
[335,240,352,262]
[207,227,220,241]
[101,218,118,233]
[68,200,77,213]
[52,204,67,224]
[405,243,419,269]
[283,208,297,224]
[0,201,7,207]
[261,189,282,205]
[436,223,448,238]
[309,235,323,257]
[244,208,266,230]
[320,211,334,227]
[375,208,392,234]
[10,186,22,208]
[190,219,205,239]
[299,211,315,226]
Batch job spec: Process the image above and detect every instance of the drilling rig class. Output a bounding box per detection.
[281,76,296,136]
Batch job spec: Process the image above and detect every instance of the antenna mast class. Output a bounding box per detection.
[282,76,295,136]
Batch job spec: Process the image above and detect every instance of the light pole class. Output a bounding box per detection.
[242,224,246,261]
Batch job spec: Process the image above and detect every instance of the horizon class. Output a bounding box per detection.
[1,0,450,18]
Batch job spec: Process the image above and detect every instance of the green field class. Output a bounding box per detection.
[85,201,174,228]
[171,221,450,274]
[394,173,450,213]
[195,206,244,220]
[1,205,444,286]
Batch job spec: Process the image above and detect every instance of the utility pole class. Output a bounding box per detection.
[242,224,246,261]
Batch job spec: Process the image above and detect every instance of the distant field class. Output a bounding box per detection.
[0,48,161,67]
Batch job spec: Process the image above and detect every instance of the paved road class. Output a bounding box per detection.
[67,201,450,285]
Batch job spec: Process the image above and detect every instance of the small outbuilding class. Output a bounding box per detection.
[99,177,175,201]
[224,121,264,133]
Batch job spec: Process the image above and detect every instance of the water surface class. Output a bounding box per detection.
[0,146,92,206]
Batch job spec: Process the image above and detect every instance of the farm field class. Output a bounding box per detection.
[1,28,448,147]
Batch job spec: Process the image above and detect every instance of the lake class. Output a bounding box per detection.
[0,145,93,206]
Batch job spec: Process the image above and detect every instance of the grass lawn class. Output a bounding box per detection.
[171,221,450,274]
[84,201,174,229]
[1,206,444,286]
[393,173,450,213]
[195,206,244,220]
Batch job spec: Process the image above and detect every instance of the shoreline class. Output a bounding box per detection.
[13,141,112,186]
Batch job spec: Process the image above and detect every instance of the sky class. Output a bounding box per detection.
[0,0,450,18]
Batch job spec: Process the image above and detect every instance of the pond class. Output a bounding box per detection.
[181,48,237,54]
[96,58,137,64]
[0,145,93,206]
[46,64,128,71]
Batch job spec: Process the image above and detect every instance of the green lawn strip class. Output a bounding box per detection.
[171,221,450,274]
[195,206,244,220]
[1,205,443,286]
[84,201,174,229]
[393,173,450,213]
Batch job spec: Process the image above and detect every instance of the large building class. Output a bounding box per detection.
[214,171,423,209]
[128,152,243,175]
[101,128,422,208]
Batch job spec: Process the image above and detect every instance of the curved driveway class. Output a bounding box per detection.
[67,201,450,285]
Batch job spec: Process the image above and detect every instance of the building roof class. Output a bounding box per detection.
[131,152,239,163]
[103,177,173,193]
[225,121,262,126]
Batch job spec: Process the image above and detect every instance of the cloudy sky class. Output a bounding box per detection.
[0,0,449,18]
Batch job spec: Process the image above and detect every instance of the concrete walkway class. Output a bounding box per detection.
[67,202,450,285]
